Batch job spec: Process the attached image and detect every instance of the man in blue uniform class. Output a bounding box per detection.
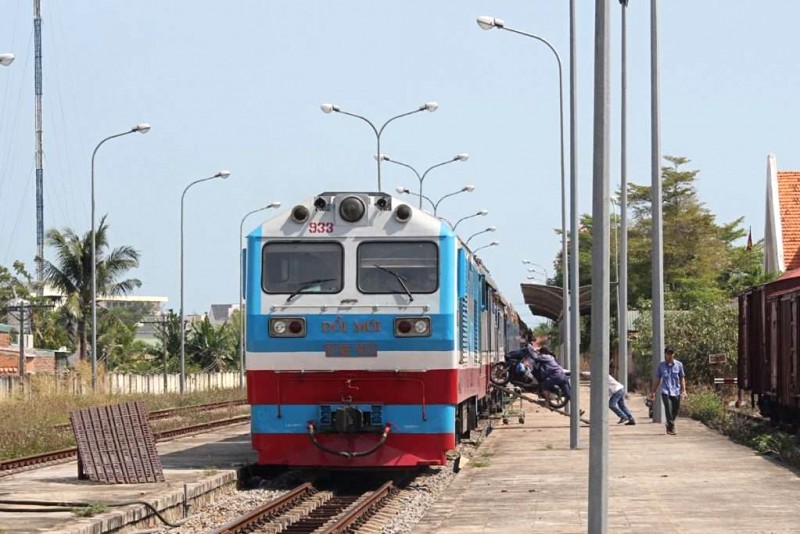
[651,346,687,435]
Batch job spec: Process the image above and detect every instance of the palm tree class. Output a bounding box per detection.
[40,215,141,361]
[187,316,237,372]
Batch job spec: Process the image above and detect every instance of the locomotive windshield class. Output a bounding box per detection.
[357,241,438,294]
[262,241,343,294]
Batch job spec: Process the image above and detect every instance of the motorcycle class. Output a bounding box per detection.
[490,348,570,410]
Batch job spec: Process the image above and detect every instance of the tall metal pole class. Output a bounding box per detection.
[18,305,25,377]
[568,0,581,450]
[180,172,229,394]
[650,0,664,423]
[619,0,629,393]
[162,314,168,394]
[588,0,610,531]
[91,129,140,392]
[33,0,44,296]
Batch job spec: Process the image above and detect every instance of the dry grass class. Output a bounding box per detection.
[0,386,246,461]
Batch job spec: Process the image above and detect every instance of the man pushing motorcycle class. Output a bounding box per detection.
[516,333,572,402]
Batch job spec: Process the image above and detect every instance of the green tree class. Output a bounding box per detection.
[186,316,237,372]
[632,300,738,384]
[39,216,141,361]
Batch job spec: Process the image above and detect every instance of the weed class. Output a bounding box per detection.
[71,503,109,517]
[202,466,219,476]
[471,457,490,468]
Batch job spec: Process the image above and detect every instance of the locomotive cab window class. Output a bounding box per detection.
[357,241,438,294]
[262,241,343,294]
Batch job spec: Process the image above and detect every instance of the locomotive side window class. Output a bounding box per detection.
[357,241,438,294]
[262,241,343,294]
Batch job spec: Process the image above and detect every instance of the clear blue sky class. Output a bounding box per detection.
[2,1,799,326]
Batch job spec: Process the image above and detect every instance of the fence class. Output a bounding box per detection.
[0,372,244,400]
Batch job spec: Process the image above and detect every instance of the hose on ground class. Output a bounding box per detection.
[0,499,188,527]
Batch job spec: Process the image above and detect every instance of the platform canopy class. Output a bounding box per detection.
[520,283,593,321]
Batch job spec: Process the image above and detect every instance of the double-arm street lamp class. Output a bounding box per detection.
[239,202,281,389]
[473,241,500,255]
[379,153,468,209]
[395,185,475,216]
[465,226,496,246]
[90,123,150,392]
[523,259,550,280]
[320,102,438,191]
[0,53,15,66]
[450,209,488,231]
[179,170,231,394]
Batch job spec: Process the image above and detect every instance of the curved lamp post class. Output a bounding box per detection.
[396,184,475,217]
[465,226,496,246]
[452,209,488,231]
[0,53,15,66]
[238,201,281,389]
[379,153,468,209]
[395,186,435,212]
[523,259,550,280]
[478,15,579,449]
[90,123,150,392]
[473,241,500,255]
[320,102,438,191]
[179,170,230,394]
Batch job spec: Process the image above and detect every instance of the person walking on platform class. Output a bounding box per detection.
[580,372,635,425]
[650,346,687,435]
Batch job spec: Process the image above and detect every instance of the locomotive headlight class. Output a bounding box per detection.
[339,196,366,222]
[270,317,306,337]
[394,317,431,337]
[272,320,287,334]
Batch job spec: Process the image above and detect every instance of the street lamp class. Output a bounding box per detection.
[523,259,551,280]
[239,201,281,389]
[90,123,150,392]
[465,226,496,246]
[320,102,438,191]
[452,209,488,231]
[395,186,435,212]
[396,184,476,217]
[473,241,500,255]
[0,53,14,66]
[180,170,230,394]
[379,153,468,209]
[478,15,578,448]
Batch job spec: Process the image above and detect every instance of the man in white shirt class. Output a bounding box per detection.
[580,372,635,425]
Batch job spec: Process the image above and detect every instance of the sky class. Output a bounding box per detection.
[1,1,799,326]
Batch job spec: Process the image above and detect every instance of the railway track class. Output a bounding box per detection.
[0,415,250,478]
[208,480,396,534]
[51,399,247,432]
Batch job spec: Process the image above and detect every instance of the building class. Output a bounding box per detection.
[0,323,58,375]
[764,154,800,273]
[209,304,240,325]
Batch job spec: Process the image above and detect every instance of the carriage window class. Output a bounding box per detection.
[262,242,343,294]
[358,241,438,294]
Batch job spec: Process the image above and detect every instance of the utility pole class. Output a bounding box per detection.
[619,0,630,392]
[650,0,665,423]
[568,0,581,451]
[588,0,611,531]
[34,0,45,295]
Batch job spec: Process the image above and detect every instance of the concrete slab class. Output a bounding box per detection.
[0,423,256,533]
[414,388,800,533]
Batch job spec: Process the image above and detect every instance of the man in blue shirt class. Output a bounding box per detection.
[651,346,687,435]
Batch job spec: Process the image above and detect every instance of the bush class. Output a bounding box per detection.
[682,390,725,424]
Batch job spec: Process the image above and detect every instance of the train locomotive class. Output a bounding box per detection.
[244,191,522,468]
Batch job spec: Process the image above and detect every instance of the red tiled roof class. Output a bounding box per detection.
[778,267,800,281]
[777,171,800,271]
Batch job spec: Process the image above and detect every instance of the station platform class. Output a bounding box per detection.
[0,423,255,534]
[414,388,800,533]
